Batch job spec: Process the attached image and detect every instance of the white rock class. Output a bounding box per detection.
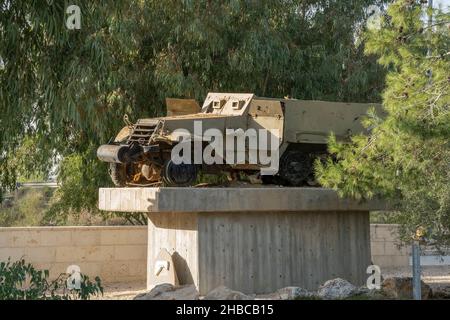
[317,278,357,299]
[134,283,199,300]
[204,286,254,300]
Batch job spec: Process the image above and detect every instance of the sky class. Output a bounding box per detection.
[434,0,450,11]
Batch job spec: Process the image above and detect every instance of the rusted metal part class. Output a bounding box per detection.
[141,163,161,182]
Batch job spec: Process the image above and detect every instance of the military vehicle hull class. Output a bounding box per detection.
[97,93,382,187]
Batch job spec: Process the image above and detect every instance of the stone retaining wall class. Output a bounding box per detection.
[0,224,407,283]
[370,224,410,268]
[0,226,147,283]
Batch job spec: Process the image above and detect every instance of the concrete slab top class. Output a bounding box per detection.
[99,187,388,213]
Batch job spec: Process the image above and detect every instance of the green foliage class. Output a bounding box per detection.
[43,147,109,225]
[0,258,103,300]
[0,188,52,227]
[1,1,387,220]
[370,211,402,224]
[195,172,230,186]
[0,186,146,227]
[317,0,450,246]
[42,146,146,225]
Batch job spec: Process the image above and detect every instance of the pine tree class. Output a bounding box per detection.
[317,0,450,246]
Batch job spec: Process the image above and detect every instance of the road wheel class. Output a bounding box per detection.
[279,150,315,186]
[162,159,198,186]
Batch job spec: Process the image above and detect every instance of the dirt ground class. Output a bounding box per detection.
[95,266,450,300]
[94,281,147,300]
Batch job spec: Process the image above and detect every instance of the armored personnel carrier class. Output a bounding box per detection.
[97,93,382,187]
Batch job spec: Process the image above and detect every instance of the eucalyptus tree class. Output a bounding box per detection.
[0,0,386,223]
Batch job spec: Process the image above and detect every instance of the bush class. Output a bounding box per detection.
[0,188,53,227]
[0,258,103,300]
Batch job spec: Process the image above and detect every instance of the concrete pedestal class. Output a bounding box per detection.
[99,187,386,295]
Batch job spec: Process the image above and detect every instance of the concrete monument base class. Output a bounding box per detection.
[99,187,386,294]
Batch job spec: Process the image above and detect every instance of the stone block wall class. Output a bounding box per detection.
[0,224,409,284]
[0,226,147,283]
[370,224,410,269]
